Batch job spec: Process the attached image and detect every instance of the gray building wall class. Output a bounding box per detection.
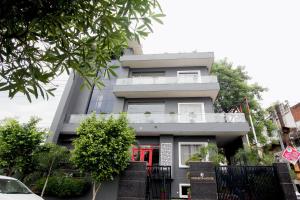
[49,73,92,143]
[136,136,160,145]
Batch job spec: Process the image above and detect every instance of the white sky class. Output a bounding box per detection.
[1,0,300,128]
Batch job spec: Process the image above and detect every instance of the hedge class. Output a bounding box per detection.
[35,176,90,197]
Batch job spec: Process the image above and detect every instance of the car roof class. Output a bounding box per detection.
[0,175,17,180]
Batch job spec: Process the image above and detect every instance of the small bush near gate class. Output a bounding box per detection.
[35,176,90,197]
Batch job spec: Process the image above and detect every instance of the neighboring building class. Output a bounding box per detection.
[291,103,300,131]
[49,42,250,199]
[269,101,300,147]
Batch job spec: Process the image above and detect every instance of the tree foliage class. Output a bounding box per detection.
[0,118,45,177]
[0,0,164,101]
[33,143,70,197]
[34,143,70,175]
[233,147,275,166]
[211,59,276,145]
[71,114,135,200]
[35,176,90,198]
[211,59,265,113]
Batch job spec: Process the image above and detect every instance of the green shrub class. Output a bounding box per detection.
[35,176,90,197]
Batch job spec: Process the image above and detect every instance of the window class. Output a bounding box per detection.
[0,179,31,194]
[131,71,165,77]
[127,102,165,114]
[178,103,205,122]
[179,183,190,198]
[178,142,207,168]
[87,89,104,114]
[177,70,201,83]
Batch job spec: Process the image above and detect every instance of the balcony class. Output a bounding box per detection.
[120,52,214,70]
[63,113,249,136]
[113,76,220,100]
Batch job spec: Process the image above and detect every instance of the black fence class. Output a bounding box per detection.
[146,165,172,200]
[215,165,284,200]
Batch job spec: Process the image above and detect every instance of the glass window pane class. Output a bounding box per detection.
[181,186,190,196]
[180,144,204,166]
[133,150,140,161]
[131,71,165,77]
[127,103,165,114]
[181,145,190,165]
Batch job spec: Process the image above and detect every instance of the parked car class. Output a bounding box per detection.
[0,175,44,200]
[296,191,300,200]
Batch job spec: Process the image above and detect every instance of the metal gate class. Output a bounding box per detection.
[146,165,172,200]
[215,166,284,200]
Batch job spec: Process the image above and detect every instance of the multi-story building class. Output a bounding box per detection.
[49,42,250,199]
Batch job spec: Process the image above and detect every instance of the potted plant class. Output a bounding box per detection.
[160,187,166,200]
[187,188,191,200]
[169,111,176,122]
[144,111,152,123]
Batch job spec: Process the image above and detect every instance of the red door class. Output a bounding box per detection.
[132,147,153,166]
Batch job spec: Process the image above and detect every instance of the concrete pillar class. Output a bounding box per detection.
[189,162,218,200]
[273,162,297,200]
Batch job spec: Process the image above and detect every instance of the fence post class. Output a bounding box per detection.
[273,162,297,200]
[189,162,218,200]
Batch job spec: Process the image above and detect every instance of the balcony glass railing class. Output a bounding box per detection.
[68,113,246,124]
[115,76,218,85]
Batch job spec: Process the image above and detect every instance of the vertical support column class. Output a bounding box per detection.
[189,162,218,200]
[273,163,297,200]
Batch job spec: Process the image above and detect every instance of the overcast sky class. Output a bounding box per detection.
[1,0,300,128]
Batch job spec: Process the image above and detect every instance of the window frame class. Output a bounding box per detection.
[177,102,205,123]
[178,141,208,168]
[177,70,201,77]
[131,71,165,77]
[179,183,191,199]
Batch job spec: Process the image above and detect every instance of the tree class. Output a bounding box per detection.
[34,143,70,197]
[0,118,45,177]
[0,0,164,101]
[211,59,276,145]
[71,114,135,200]
[233,147,274,165]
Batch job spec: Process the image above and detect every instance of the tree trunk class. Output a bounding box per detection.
[41,159,55,197]
[6,167,13,177]
[92,182,101,200]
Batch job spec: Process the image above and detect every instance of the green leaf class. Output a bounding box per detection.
[24,91,32,103]
[0,0,164,101]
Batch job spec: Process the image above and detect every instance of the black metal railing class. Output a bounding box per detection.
[215,165,284,200]
[146,165,172,200]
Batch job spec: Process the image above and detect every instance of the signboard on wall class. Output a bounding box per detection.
[282,146,300,165]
